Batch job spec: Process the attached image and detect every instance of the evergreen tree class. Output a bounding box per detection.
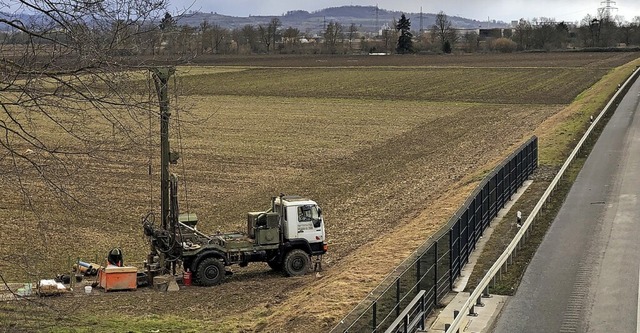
[159,12,176,31]
[396,14,413,54]
[443,40,452,53]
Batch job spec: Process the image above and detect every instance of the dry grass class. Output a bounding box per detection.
[0,52,638,332]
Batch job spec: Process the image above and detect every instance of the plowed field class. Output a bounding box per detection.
[1,52,638,332]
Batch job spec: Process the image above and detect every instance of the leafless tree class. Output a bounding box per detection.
[347,23,358,50]
[268,17,282,52]
[199,19,211,53]
[430,11,458,52]
[0,0,170,285]
[513,19,533,50]
[241,24,259,53]
[323,21,343,54]
[632,17,640,45]
[597,13,620,47]
[578,12,619,47]
[579,14,598,47]
[282,26,300,51]
[258,24,270,52]
[231,27,243,53]
[462,31,479,53]
[209,23,229,54]
[531,17,557,50]
[176,24,198,55]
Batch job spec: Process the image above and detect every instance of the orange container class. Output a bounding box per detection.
[98,266,138,292]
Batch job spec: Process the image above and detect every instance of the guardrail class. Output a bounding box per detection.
[383,290,428,333]
[444,66,640,333]
[331,136,538,333]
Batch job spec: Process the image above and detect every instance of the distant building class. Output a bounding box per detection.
[479,28,510,39]
[379,23,391,36]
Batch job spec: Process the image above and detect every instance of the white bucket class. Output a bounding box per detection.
[84,286,92,294]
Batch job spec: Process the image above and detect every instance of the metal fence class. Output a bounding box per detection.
[444,65,640,333]
[331,136,538,333]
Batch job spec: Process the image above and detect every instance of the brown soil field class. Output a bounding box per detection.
[168,52,638,68]
[1,52,639,332]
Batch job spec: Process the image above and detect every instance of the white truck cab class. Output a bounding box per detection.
[275,195,327,255]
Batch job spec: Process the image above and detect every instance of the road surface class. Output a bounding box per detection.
[493,76,640,333]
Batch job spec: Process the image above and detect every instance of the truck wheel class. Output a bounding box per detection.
[283,249,310,277]
[196,258,225,286]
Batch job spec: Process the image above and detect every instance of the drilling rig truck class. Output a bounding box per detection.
[141,68,327,286]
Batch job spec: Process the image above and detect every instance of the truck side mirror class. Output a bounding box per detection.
[317,207,322,216]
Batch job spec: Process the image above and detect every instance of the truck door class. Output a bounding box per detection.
[294,204,324,244]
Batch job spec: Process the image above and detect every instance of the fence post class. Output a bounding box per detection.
[403,314,409,333]
[420,293,425,330]
[416,256,421,291]
[453,310,460,333]
[460,216,464,269]
[469,304,477,316]
[483,286,491,298]
[396,278,401,317]
[372,301,377,330]
[449,228,454,290]
[434,240,439,308]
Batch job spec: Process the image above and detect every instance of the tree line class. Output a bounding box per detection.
[412,12,640,54]
[2,10,640,58]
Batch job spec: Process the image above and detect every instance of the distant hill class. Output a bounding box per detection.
[0,11,41,28]
[0,5,509,33]
[176,5,509,33]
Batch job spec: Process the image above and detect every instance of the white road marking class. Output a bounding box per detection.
[637,261,640,333]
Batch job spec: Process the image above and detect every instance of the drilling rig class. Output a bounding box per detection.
[142,68,327,286]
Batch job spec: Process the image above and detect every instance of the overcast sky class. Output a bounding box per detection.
[172,0,640,23]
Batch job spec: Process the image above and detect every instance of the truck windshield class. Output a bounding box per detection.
[298,205,320,226]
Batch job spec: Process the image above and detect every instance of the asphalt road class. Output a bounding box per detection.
[493,76,640,333]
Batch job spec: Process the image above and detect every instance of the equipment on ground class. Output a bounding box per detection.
[141,68,327,286]
[107,248,124,267]
[98,266,138,292]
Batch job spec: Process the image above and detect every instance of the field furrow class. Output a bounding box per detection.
[182,67,608,104]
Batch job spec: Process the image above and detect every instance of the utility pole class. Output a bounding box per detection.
[376,4,379,36]
[420,6,423,34]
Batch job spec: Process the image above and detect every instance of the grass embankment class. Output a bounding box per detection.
[464,58,640,294]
